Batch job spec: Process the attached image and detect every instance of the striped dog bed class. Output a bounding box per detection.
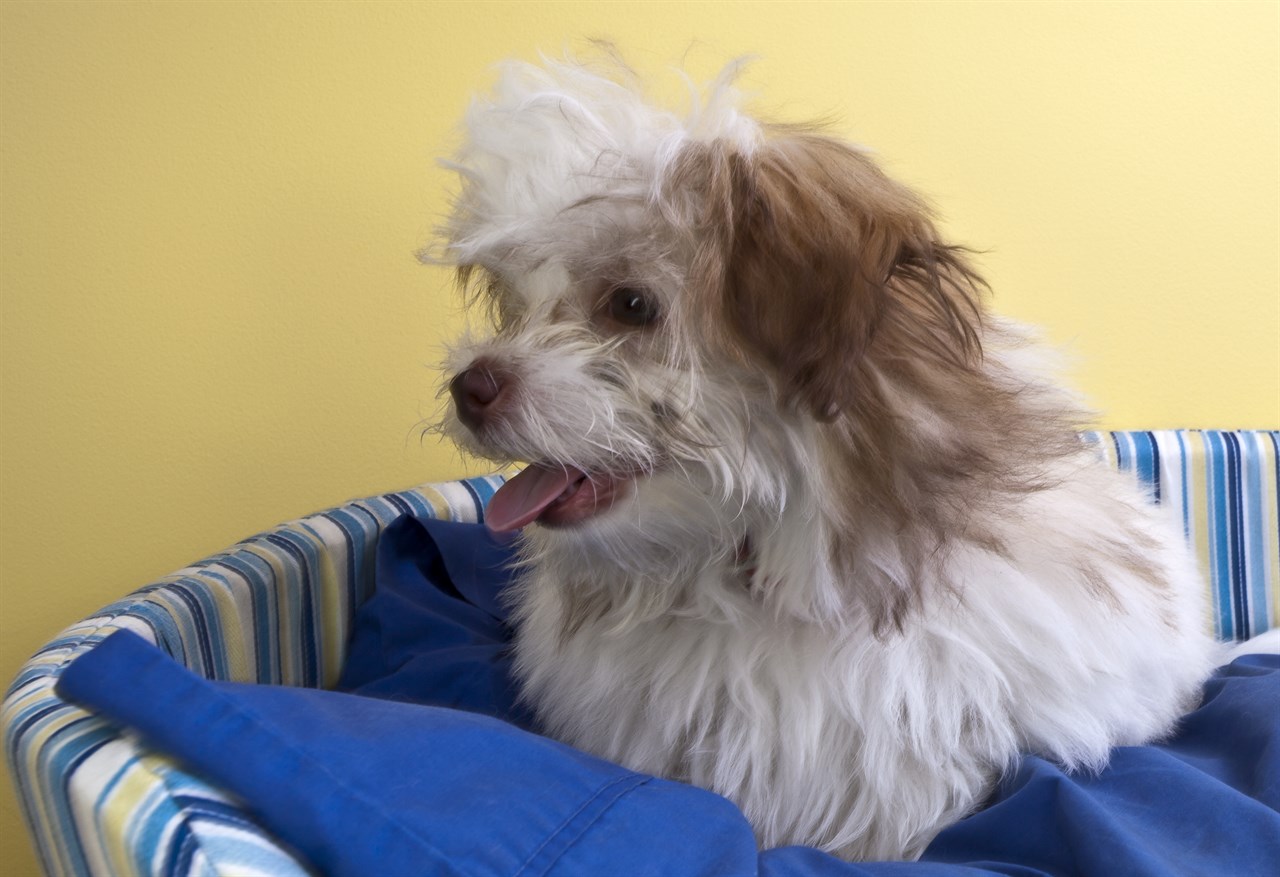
[4,431,1277,876]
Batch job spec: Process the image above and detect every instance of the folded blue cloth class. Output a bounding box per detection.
[56,515,1280,877]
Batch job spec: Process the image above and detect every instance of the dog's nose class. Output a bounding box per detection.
[450,364,508,430]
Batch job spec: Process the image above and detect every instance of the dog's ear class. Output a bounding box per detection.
[678,133,985,420]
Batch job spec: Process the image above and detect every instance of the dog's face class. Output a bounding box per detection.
[437,59,986,558]
[445,233,721,535]
[442,202,773,555]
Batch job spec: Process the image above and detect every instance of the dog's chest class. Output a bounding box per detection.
[509,567,848,782]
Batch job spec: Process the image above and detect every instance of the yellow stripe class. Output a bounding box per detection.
[294,515,360,689]
[208,571,251,681]
[95,750,186,876]
[1183,431,1217,630]
[1094,433,1119,470]
[194,569,252,682]
[416,483,457,520]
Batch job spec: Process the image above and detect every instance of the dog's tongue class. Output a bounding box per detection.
[486,465,580,532]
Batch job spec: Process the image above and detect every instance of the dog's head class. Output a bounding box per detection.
[436,56,987,556]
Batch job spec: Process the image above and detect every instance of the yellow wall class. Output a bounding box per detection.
[2,1,1276,869]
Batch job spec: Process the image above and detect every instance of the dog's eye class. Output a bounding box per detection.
[607,286,660,327]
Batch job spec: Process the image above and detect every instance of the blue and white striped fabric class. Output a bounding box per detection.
[1083,430,1279,641]
[4,476,505,877]
[4,434,1277,876]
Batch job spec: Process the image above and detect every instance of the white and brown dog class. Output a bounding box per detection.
[436,56,1215,860]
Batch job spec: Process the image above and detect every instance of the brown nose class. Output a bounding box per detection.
[450,364,508,430]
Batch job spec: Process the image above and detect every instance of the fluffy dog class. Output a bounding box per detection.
[436,56,1216,860]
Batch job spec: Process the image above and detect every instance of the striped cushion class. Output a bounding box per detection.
[3,476,505,877]
[1083,431,1279,641]
[4,434,1277,876]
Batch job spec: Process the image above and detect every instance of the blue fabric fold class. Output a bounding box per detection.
[56,515,1280,877]
[57,629,761,877]
[336,515,534,727]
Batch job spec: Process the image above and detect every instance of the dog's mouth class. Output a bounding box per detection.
[485,464,635,532]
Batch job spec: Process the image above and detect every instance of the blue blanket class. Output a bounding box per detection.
[56,514,1280,877]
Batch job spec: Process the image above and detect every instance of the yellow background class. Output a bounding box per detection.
[2,1,1276,870]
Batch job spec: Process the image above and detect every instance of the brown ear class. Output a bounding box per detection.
[683,133,984,420]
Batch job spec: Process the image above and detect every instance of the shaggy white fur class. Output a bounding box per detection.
[436,54,1216,861]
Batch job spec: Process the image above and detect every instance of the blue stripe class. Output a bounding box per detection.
[3,701,69,876]
[216,552,286,683]
[1145,430,1161,504]
[1271,432,1280,629]
[302,515,365,639]
[384,492,417,518]
[161,584,224,679]
[264,532,319,688]
[167,820,198,876]
[1239,434,1268,635]
[53,725,116,877]
[1177,431,1192,539]
[388,489,433,518]
[182,562,273,683]
[95,754,175,873]
[1223,433,1249,640]
[1114,431,1159,502]
[470,474,503,506]
[117,601,188,665]
[1109,432,1126,472]
[460,477,486,522]
[1204,432,1236,639]
[318,507,380,609]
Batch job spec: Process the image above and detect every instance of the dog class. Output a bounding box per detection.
[435,55,1216,861]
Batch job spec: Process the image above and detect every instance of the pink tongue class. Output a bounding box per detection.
[485,465,582,532]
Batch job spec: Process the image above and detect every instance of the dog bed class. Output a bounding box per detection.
[4,431,1278,876]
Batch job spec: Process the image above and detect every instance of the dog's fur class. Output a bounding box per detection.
[436,56,1216,860]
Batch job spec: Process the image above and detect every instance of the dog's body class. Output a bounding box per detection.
[438,57,1215,860]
